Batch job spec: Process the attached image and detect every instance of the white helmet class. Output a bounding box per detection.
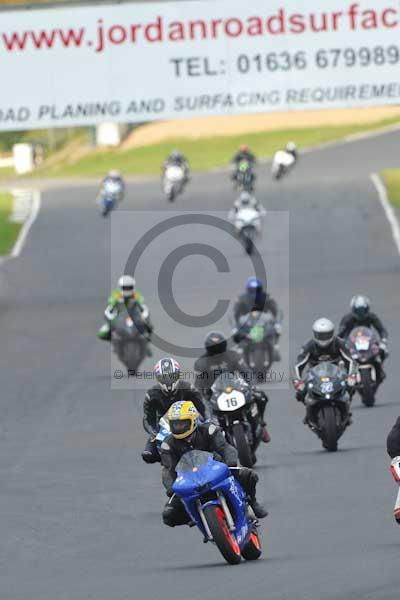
[312,318,335,348]
[118,275,135,298]
[108,169,121,179]
[286,141,296,153]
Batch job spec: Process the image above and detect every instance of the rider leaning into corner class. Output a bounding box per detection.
[97,275,153,348]
[194,331,271,443]
[338,295,389,383]
[141,357,209,464]
[293,318,356,403]
[160,400,268,527]
[163,150,190,181]
[233,277,281,360]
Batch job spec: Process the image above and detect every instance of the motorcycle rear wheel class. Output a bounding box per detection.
[232,422,254,467]
[203,505,241,565]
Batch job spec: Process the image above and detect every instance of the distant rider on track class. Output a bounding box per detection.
[338,295,388,383]
[97,275,152,345]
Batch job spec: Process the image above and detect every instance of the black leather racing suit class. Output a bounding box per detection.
[141,381,208,463]
[387,417,400,458]
[294,337,354,402]
[160,423,262,526]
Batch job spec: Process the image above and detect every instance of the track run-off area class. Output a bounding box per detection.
[1,130,400,600]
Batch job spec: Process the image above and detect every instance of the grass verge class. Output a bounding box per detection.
[15,116,400,178]
[0,192,21,255]
[382,169,400,209]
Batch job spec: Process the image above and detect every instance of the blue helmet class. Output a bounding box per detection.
[246,277,263,296]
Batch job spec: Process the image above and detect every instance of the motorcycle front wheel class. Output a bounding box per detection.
[318,405,338,452]
[232,421,254,467]
[359,368,376,407]
[122,341,144,374]
[204,505,241,565]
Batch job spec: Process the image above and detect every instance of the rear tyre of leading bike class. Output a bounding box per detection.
[232,422,254,467]
[204,505,241,565]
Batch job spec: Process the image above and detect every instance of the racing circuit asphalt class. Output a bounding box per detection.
[1,130,400,600]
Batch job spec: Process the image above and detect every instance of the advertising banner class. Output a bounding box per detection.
[1,0,400,129]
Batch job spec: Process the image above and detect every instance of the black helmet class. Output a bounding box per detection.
[204,331,227,355]
[350,295,370,320]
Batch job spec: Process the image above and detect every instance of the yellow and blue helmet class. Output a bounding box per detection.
[167,401,199,440]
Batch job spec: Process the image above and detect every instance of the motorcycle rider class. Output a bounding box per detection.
[339,295,388,383]
[194,331,270,443]
[97,275,152,348]
[231,144,257,169]
[231,144,257,186]
[141,357,209,464]
[99,169,125,200]
[233,277,281,359]
[160,400,268,527]
[293,318,355,404]
[229,191,266,219]
[163,150,189,182]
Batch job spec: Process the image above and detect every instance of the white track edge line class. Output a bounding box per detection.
[370,172,400,258]
[10,190,41,258]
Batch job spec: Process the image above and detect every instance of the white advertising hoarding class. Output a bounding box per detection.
[1,0,400,130]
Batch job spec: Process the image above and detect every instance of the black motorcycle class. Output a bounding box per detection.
[345,326,381,407]
[111,306,149,374]
[301,362,351,452]
[210,372,263,467]
[236,311,279,381]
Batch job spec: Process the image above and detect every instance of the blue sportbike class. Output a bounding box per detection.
[172,449,262,565]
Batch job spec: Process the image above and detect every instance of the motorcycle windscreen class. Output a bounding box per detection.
[307,362,346,396]
[173,450,229,495]
[211,372,249,395]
